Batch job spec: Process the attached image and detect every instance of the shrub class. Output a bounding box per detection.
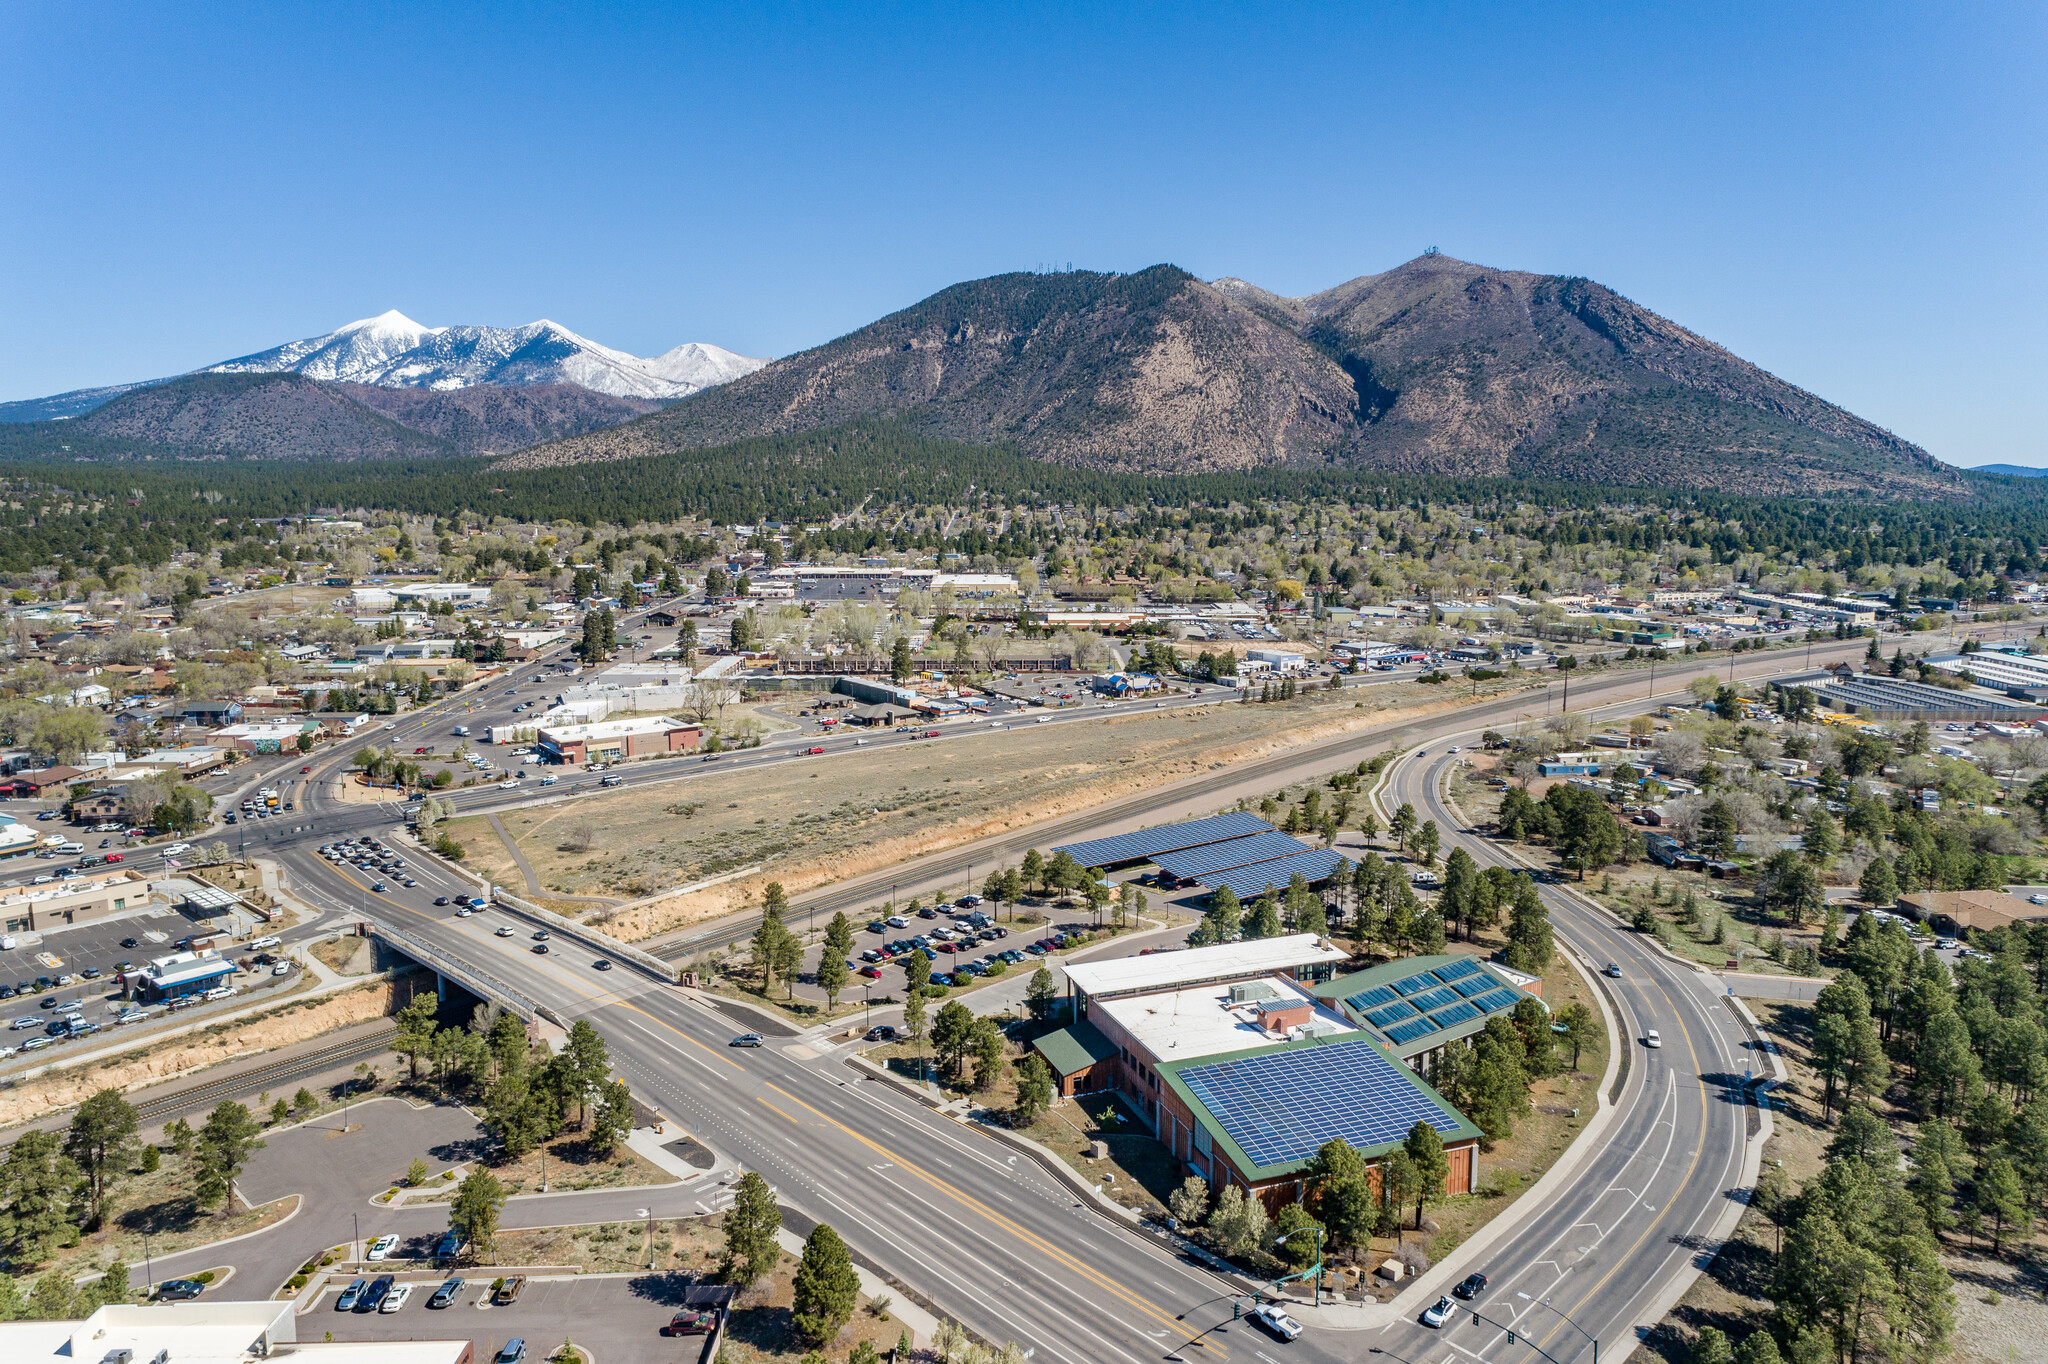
[194,1272,216,1284]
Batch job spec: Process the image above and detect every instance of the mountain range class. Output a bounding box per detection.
[500,254,1961,498]
[0,259,1968,496]
[0,312,767,422]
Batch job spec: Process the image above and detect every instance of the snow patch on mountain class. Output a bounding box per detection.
[203,313,766,400]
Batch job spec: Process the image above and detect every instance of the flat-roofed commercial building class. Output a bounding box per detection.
[0,1297,472,1363]
[0,870,152,934]
[536,714,703,765]
[1037,934,1481,1209]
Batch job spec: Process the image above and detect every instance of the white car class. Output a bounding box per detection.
[498,780,520,790]
[1645,1030,1662,1049]
[1421,1295,1456,1328]
[162,843,191,856]
[1254,1302,1304,1339]
[366,1234,400,1260]
[496,926,515,937]
[2032,894,2048,906]
[271,963,291,976]
[456,908,473,918]
[379,1282,412,1312]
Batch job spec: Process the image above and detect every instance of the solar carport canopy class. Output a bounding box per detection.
[1204,848,1352,901]
[1153,831,1312,880]
[1052,810,1274,869]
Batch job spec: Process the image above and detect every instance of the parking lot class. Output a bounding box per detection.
[315,1271,695,1360]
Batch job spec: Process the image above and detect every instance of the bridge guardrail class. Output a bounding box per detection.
[363,916,548,1022]
[488,888,682,984]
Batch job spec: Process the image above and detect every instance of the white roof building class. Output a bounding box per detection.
[0,1298,467,1363]
[1091,974,1356,1065]
[1063,933,1348,1005]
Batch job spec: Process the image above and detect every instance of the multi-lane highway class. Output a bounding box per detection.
[4,630,1908,1357]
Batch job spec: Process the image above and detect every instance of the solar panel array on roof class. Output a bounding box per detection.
[1430,1000,1481,1028]
[1154,830,1313,879]
[1470,988,1520,1014]
[1408,987,1461,1012]
[1203,848,1352,902]
[1383,1017,1443,1045]
[1431,958,1480,983]
[1344,985,1398,1011]
[1176,1039,1465,1168]
[1452,972,1503,998]
[1051,810,1274,869]
[1390,972,1441,996]
[1363,1001,1417,1028]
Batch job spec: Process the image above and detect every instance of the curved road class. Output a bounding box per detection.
[85,629,1910,1360]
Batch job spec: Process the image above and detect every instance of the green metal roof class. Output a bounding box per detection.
[1311,952,1540,1058]
[1031,1019,1118,1077]
[1156,1032,1482,1183]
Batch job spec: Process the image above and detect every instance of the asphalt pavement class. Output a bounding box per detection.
[11,627,1946,1361]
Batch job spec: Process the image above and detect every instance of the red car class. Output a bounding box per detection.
[662,1309,716,1336]
[805,746,825,755]
[301,765,314,773]
[104,853,124,862]
[923,729,941,738]
[858,965,882,979]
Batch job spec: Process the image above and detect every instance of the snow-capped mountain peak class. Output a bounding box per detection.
[202,313,765,400]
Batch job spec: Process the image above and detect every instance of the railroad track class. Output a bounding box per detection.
[131,1027,396,1125]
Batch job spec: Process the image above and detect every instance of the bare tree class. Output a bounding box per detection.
[561,820,601,854]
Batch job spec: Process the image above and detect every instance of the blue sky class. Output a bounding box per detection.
[4,3,2043,466]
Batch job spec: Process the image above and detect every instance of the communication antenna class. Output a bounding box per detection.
[1424,246,1439,256]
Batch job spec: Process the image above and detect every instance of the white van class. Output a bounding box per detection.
[453,725,470,736]
[56,842,84,855]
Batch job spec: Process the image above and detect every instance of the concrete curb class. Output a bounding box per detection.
[1276,938,1631,1329]
[774,1225,937,1347]
[845,1051,1144,1226]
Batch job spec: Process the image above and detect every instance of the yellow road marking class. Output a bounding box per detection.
[761,1081,1225,1356]
[755,1095,802,1125]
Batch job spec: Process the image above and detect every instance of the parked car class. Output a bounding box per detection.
[428,1277,465,1308]
[335,1277,369,1311]
[366,1233,400,1260]
[380,1282,413,1313]
[865,1025,898,1042]
[356,1275,394,1312]
[493,1341,527,1364]
[663,1309,717,1336]
[492,1276,525,1306]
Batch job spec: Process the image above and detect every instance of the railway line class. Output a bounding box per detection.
[130,1026,395,1126]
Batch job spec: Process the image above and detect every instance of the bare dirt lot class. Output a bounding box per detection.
[450,674,1543,942]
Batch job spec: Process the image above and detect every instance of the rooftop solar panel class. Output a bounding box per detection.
[1051,811,1274,869]
[1202,848,1352,902]
[1428,1000,1481,1028]
[1452,972,1503,998]
[1344,985,1398,1011]
[1176,1039,1463,1169]
[1153,831,1313,879]
[1363,1001,1417,1027]
[1431,958,1481,984]
[1383,1017,1443,1045]
[1407,987,1461,1012]
[1390,972,1441,996]
[1471,988,1520,1014]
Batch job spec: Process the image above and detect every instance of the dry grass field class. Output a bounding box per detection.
[450,672,1544,942]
